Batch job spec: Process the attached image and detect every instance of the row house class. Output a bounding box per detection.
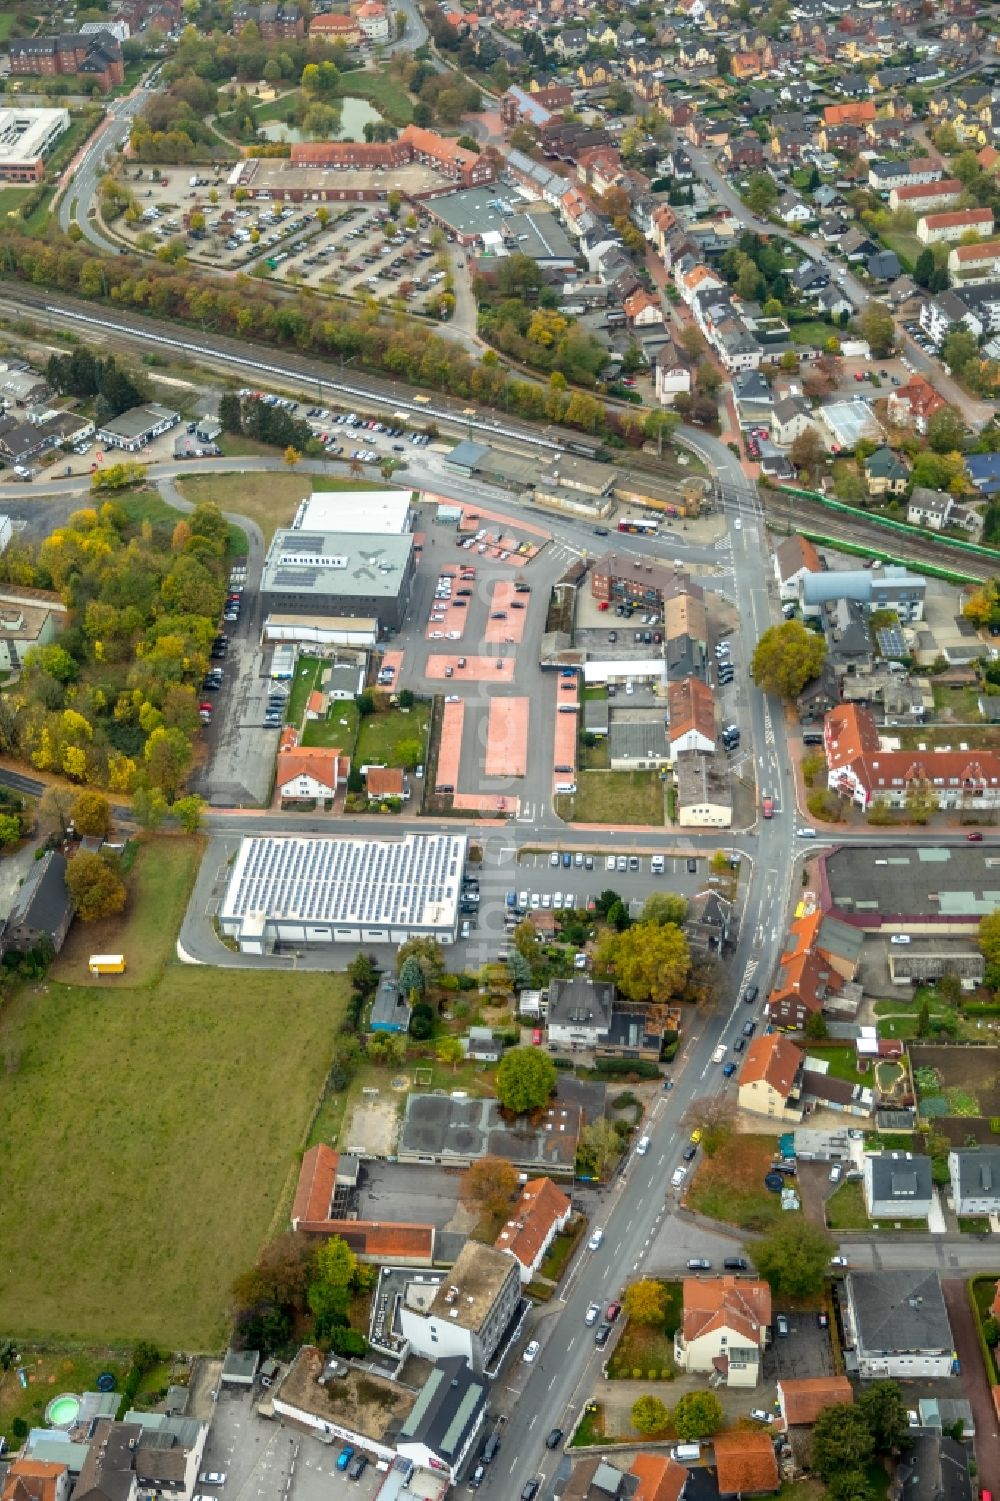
[626,47,670,75]
[233,1,305,38]
[824,702,1000,811]
[505,150,570,208]
[949,238,1000,282]
[724,134,766,170]
[819,122,868,154]
[868,156,943,193]
[888,178,963,214]
[917,207,994,245]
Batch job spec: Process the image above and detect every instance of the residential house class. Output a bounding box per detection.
[398,1241,521,1374]
[886,375,948,435]
[864,1151,934,1219]
[1,1460,71,1501]
[674,1276,772,1387]
[547,974,614,1049]
[562,1454,689,1501]
[868,250,901,282]
[494,1177,571,1283]
[72,1415,207,1501]
[623,289,664,327]
[737,1033,804,1120]
[553,26,587,58]
[1,850,73,957]
[666,675,715,760]
[654,343,692,406]
[907,486,974,531]
[801,565,926,622]
[917,207,994,244]
[767,942,844,1029]
[366,766,408,801]
[966,451,1000,495]
[778,193,812,226]
[276,744,346,804]
[770,394,815,447]
[947,1147,1000,1216]
[897,1434,974,1501]
[674,752,733,828]
[712,1431,780,1497]
[773,534,822,602]
[824,701,1000,811]
[370,975,411,1034]
[842,1270,954,1378]
[869,157,943,192]
[686,887,736,955]
[865,446,910,496]
[777,1375,854,1427]
[889,179,963,214]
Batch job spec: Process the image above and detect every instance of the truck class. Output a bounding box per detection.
[89,954,126,976]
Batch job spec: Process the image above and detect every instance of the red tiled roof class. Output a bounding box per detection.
[952,237,1000,263]
[294,1219,435,1259]
[667,674,715,743]
[682,1276,771,1347]
[292,1143,338,1226]
[919,208,993,230]
[738,1033,802,1097]
[366,767,404,797]
[768,946,842,1017]
[825,702,1000,800]
[893,177,962,200]
[2,1462,67,1501]
[823,100,876,125]
[778,1375,854,1425]
[712,1430,780,1496]
[277,746,341,791]
[629,1453,688,1501]
[495,1176,570,1269]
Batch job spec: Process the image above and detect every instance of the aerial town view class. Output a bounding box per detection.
[5,0,1000,1498]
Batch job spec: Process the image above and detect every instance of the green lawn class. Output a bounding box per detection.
[355,702,430,766]
[51,838,201,990]
[872,994,966,1041]
[0,11,15,40]
[931,681,984,721]
[555,770,664,827]
[801,1045,869,1087]
[826,1180,870,1231]
[177,473,389,549]
[0,963,347,1347]
[1,1350,130,1449]
[115,488,247,556]
[0,187,34,220]
[302,700,360,750]
[285,655,324,726]
[789,319,837,348]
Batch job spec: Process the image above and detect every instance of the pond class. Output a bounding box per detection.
[256,97,384,144]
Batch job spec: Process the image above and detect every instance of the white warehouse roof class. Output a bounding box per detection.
[294,490,412,534]
[220,832,467,947]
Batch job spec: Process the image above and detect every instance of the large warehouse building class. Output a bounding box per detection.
[260,527,416,631]
[219,832,467,952]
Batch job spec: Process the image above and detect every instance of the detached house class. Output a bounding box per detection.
[947,1147,1000,1216]
[773,534,823,602]
[886,375,949,435]
[674,1276,772,1387]
[666,675,716,759]
[777,1375,854,1427]
[737,1033,803,1120]
[864,1151,933,1219]
[864,446,909,496]
[843,1270,954,1379]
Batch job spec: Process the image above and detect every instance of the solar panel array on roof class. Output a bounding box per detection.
[222,833,466,930]
[274,567,318,587]
[877,625,905,658]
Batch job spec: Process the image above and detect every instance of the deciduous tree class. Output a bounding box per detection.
[436,1036,464,1071]
[604,921,691,1003]
[495,1046,557,1113]
[641,892,688,927]
[858,1380,909,1455]
[672,1390,724,1440]
[66,850,127,921]
[72,790,111,838]
[623,1279,667,1326]
[754,1219,833,1298]
[631,1395,670,1436]
[460,1155,519,1218]
[811,1403,875,1480]
[751,620,826,699]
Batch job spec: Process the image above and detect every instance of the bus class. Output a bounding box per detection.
[618,518,658,536]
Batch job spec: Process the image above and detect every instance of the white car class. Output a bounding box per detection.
[585,1302,601,1324]
[606,854,616,871]
[588,1229,604,1251]
[636,1135,650,1155]
[523,1340,540,1363]
[734,518,742,530]
[830,1255,848,1268]
[750,1409,774,1424]
[198,1475,227,1487]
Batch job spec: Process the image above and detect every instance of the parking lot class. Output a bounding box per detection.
[112,170,460,313]
[198,1386,383,1501]
[761,1308,836,1384]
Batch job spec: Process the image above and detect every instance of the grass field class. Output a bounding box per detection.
[177,473,387,548]
[50,838,201,989]
[335,70,414,125]
[0,11,15,40]
[825,1180,869,1231]
[0,964,345,1348]
[355,702,430,766]
[286,655,324,726]
[789,320,837,348]
[0,187,34,219]
[555,770,664,826]
[687,1134,786,1231]
[115,488,247,556]
[931,681,984,720]
[302,700,360,750]
[0,836,344,1347]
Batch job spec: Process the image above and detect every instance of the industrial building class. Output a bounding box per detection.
[219,832,467,952]
[260,528,416,632]
[0,107,69,183]
[290,489,413,535]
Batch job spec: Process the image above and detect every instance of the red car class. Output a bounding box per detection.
[967,831,984,841]
[762,795,774,819]
[532,1028,543,1045]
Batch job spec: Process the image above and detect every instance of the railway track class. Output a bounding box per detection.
[764,491,993,582]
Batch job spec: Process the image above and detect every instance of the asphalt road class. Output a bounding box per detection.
[57,85,155,248]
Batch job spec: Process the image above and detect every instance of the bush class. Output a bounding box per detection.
[588,1058,662,1080]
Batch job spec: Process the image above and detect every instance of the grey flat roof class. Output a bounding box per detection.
[98,402,178,439]
[262,529,413,599]
[608,720,668,761]
[824,846,1000,920]
[399,1092,580,1170]
[446,439,490,469]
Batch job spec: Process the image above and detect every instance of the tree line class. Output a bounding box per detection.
[0,234,663,445]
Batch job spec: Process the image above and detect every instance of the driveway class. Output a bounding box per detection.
[941,1278,1000,1484]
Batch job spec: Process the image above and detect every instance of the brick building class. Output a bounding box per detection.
[9,32,124,92]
